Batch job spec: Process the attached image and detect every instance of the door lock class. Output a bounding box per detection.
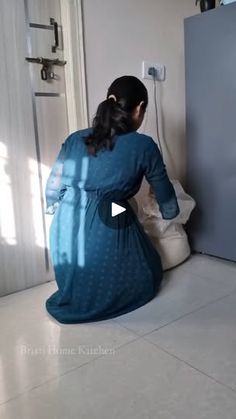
[25,57,66,81]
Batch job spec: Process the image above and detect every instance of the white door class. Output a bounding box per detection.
[0,0,87,296]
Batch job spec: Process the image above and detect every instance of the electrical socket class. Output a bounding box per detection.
[142,61,166,81]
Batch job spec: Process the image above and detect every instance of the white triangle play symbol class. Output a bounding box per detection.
[111,202,126,217]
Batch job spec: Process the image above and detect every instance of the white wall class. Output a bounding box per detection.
[82,0,196,183]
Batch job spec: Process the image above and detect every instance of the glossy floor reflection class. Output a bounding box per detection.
[1,254,236,418]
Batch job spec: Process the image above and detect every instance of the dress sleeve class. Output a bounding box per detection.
[144,138,180,220]
[45,135,72,214]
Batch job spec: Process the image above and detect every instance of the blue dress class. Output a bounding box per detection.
[45,128,179,323]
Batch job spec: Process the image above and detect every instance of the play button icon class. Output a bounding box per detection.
[98,190,138,229]
[111,202,126,217]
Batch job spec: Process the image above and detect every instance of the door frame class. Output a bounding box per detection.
[60,0,89,132]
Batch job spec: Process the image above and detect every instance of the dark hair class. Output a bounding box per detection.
[84,75,148,156]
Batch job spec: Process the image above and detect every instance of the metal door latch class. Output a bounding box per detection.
[25,57,66,81]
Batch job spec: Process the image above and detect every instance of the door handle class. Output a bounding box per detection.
[50,17,59,53]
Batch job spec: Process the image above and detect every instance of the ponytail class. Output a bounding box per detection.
[84,97,133,156]
[84,75,148,156]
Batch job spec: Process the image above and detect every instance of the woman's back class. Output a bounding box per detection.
[47,128,178,218]
[62,129,159,197]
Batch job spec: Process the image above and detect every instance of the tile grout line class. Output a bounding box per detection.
[110,282,236,339]
[143,337,236,396]
[0,334,142,408]
[178,263,236,281]
[2,325,235,409]
[163,269,236,291]
[137,287,236,339]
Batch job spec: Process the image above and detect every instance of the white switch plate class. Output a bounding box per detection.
[142,61,166,81]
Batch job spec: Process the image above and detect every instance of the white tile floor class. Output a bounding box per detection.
[1,254,236,418]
